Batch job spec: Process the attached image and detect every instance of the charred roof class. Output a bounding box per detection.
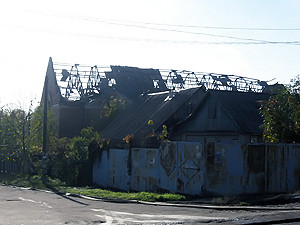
[100,87,206,139]
[105,66,168,100]
[48,59,271,103]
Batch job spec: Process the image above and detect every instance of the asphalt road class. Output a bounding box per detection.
[0,185,299,224]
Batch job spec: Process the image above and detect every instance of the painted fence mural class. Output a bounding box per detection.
[93,142,300,196]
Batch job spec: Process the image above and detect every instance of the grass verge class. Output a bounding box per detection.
[62,187,186,202]
[0,173,186,202]
[0,173,64,190]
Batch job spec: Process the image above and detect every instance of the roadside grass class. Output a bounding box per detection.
[62,187,186,202]
[0,173,186,202]
[0,173,65,190]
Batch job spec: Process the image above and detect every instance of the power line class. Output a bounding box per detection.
[6,14,300,46]
[51,13,300,45]
[16,9,300,45]
[53,28,300,45]
[9,6,300,31]
[18,25,300,45]
[58,14,272,43]
[77,17,300,31]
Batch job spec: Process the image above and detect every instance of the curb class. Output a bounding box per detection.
[4,185,300,211]
[69,193,300,211]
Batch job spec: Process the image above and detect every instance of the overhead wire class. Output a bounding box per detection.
[73,16,300,31]
[9,8,300,45]
[57,14,273,43]
[6,21,300,46]
[52,13,300,45]
[55,29,300,45]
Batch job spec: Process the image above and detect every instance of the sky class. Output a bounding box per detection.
[0,0,299,110]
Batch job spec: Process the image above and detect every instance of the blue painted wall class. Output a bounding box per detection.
[93,142,300,196]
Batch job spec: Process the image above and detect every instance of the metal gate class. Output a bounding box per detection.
[159,141,204,195]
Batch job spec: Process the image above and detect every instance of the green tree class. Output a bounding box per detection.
[260,76,300,143]
[24,104,57,174]
[48,127,99,185]
[0,102,99,185]
[0,106,30,172]
[0,103,58,174]
[28,105,56,152]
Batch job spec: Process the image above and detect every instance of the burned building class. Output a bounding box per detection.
[42,57,270,143]
[42,58,168,137]
[39,58,300,197]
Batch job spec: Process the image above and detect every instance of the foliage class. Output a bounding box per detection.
[147,119,156,136]
[0,173,65,190]
[95,95,127,130]
[123,134,133,144]
[147,119,169,140]
[290,75,300,94]
[48,126,99,185]
[0,106,31,173]
[101,96,126,119]
[260,76,300,143]
[30,105,55,148]
[147,119,154,126]
[26,105,57,174]
[160,125,168,140]
[0,103,100,184]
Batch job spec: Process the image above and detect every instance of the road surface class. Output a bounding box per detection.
[0,185,299,224]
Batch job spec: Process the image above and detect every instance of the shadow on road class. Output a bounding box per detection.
[45,183,89,206]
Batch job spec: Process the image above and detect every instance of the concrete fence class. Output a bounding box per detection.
[93,142,300,196]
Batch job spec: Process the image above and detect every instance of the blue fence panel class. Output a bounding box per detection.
[246,144,266,194]
[92,142,300,196]
[290,145,300,191]
[108,149,130,190]
[204,141,245,196]
[159,142,178,193]
[131,148,160,192]
[177,142,204,195]
[93,150,109,187]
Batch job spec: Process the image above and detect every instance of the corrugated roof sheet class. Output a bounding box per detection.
[101,87,204,139]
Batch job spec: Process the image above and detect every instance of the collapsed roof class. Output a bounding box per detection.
[42,58,273,139]
[46,58,270,104]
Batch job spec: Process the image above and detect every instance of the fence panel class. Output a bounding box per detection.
[246,144,266,193]
[131,148,160,192]
[93,150,109,187]
[92,142,300,195]
[159,142,178,193]
[108,149,130,190]
[265,144,289,193]
[177,142,204,195]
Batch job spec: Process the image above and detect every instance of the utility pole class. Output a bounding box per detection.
[42,71,48,184]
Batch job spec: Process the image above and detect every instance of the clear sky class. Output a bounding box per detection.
[0,0,299,109]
